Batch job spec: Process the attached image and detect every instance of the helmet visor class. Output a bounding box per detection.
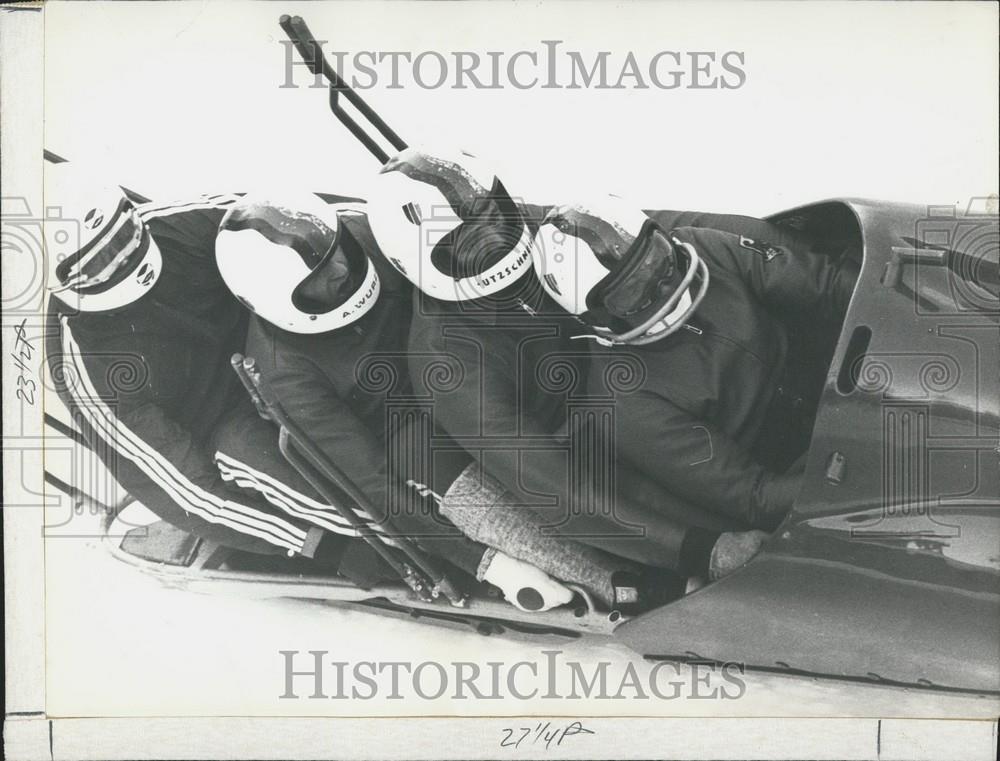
[430,179,524,280]
[595,222,681,322]
[291,218,370,314]
[53,198,145,292]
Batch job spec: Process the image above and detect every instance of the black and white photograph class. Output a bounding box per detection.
[2,1,998,759]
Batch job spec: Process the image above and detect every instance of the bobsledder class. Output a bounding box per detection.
[42,13,1000,693]
[44,403,618,638]
[45,181,1000,684]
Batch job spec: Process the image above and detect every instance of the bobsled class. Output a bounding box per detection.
[45,13,1000,697]
[615,197,999,695]
[47,194,997,695]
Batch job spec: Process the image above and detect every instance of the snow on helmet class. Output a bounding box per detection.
[530,196,710,346]
[44,162,162,312]
[366,146,533,302]
[215,193,379,334]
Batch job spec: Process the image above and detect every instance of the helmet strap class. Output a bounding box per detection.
[583,232,710,346]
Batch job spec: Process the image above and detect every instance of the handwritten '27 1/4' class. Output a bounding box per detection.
[500,721,594,750]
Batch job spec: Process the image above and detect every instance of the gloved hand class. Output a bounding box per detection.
[708,529,769,581]
[481,551,574,612]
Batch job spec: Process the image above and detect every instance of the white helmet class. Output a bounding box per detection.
[529,197,710,345]
[366,146,533,302]
[44,163,162,312]
[215,193,379,334]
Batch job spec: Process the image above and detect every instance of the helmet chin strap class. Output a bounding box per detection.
[647,288,694,330]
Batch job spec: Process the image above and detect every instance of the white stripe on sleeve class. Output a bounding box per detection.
[61,319,307,552]
[215,454,397,545]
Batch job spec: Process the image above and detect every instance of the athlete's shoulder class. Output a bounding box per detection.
[46,293,122,336]
[136,193,242,259]
[669,224,743,252]
[657,226,748,283]
[136,192,243,223]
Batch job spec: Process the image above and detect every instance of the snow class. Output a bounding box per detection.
[42,491,999,717]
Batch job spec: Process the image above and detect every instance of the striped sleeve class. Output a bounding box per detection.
[61,317,309,553]
[215,452,395,545]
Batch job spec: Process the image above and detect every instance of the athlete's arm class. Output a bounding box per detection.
[262,346,496,575]
[115,401,316,554]
[50,314,314,556]
[614,389,799,529]
[263,355,395,523]
[426,329,731,569]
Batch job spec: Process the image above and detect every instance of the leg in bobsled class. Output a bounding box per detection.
[367,146,773,609]
[274,21,772,612]
[214,193,605,612]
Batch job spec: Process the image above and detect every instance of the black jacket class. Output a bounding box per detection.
[245,214,484,572]
[245,215,415,522]
[406,271,738,571]
[587,217,859,528]
[47,196,317,556]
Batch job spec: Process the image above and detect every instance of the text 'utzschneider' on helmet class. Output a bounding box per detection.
[215,194,379,334]
[44,162,162,312]
[529,196,710,346]
[366,146,533,302]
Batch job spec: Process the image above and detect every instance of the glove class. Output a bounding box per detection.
[481,551,574,612]
[708,529,768,581]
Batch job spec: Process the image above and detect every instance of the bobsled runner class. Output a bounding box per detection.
[42,14,999,696]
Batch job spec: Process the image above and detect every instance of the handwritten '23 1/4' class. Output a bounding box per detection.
[12,319,37,406]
